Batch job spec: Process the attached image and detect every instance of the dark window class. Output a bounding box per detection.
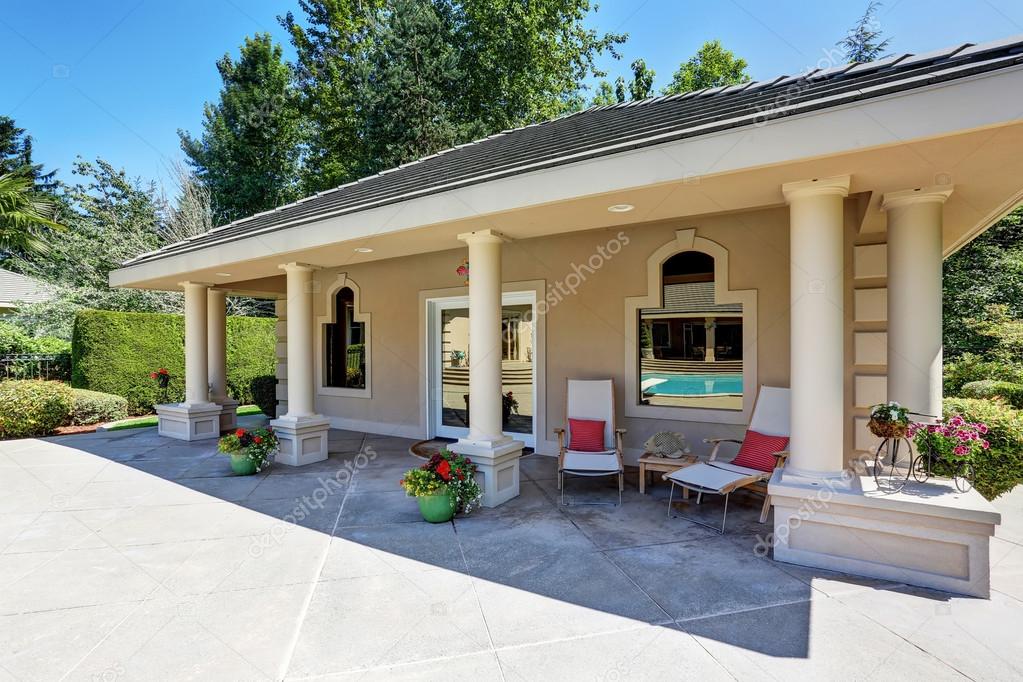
[325,287,366,389]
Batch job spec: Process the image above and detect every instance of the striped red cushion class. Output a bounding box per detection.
[568,418,606,452]
[731,430,789,472]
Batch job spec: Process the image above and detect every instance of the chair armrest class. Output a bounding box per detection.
[703,438,742,462]
[772,450,789,466]
[615,428,627,434]
[553,428,565,435]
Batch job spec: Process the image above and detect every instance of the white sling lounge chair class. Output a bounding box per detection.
[664,385,790,533]
[555,379,626,506]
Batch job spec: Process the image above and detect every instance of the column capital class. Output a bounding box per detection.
[782,175,851,203]
[457,229,508,245]
[278,262,320,273]
[178,280,214,290]
[881,185,954,211]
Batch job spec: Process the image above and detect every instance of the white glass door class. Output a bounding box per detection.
[427,292,535,447]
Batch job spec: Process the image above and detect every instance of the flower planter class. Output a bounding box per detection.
[868,418,908,439]
[417,486,454,523]
[230,451,260,476]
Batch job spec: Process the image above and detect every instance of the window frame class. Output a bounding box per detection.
[317,273,372,399]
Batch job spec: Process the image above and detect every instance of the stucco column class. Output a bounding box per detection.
[282,263,317,418]
[462,230,506,443]
[704,317,716,362]
[183,282,213,406]
[781,176,850,483]
[883,186,953,419]
[450,229,523,507]
[207,288,238,430]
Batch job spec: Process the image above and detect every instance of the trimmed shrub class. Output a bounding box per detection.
[944,352,1023,396]
[0,320,69,355]
[249,375,277,417]
[72,309,275,415]
[961,380,1023,409]
[68,388,129,426]
[943,397,1023,500]
[0,380,74,438]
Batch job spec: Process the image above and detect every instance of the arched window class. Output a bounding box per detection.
[638,250,743,410]
[324,286,366,389]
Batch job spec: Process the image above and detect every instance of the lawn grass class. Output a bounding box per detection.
[104,404,266,431]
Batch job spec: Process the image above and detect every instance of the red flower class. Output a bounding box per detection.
[235,428,246,438]
[158,368,169,375]
[437,460,452,481]
[253,436,263,444]
[150,372,158,379]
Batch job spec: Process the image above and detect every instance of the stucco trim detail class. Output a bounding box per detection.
[316,272,372,399]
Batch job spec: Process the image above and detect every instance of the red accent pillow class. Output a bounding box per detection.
[568,418,606,452]
[731,430,789,472]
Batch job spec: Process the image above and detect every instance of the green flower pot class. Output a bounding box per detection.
[417,487,454,523]
[230,452,259,476]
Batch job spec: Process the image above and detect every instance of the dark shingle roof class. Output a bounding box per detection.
[126,35,1023,268]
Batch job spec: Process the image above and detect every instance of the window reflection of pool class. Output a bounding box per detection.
[641,373,742,396]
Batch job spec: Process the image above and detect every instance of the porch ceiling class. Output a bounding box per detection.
[111,65,1023,294]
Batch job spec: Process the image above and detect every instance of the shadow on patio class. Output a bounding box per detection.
[4,416,1012,681]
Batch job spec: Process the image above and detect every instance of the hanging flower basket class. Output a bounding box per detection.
[868,418,908,439]
[868,402,910,439]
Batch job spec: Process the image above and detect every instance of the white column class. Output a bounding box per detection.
[781,176,850,483]
[883,186,953,419]
[282,263,316,418]
[270,263,329,466]
[450,229,523,507]
[207,288,238,430]
[155,282,221,440]
[704,317,716,362]
[183,282,213,406]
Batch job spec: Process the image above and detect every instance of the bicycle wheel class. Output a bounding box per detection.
[911,453,931,483]
[876,439,910,492]
[954,460,975,493]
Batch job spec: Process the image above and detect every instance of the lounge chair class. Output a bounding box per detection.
[555,379,626,505]
[664,385,790,533]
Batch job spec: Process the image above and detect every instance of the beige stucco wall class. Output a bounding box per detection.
[304,204,797,459]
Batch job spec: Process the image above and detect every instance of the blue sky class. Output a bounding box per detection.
[4,0,1022,192]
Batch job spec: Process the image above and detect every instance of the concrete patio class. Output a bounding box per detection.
[1,417,1022,681]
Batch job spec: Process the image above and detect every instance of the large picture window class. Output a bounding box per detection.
[638,251,743,410]
[324,286,366,389]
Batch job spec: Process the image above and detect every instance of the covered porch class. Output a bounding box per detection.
[2,421,1022,679]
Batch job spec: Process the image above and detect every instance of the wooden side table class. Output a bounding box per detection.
[638,453,698,494]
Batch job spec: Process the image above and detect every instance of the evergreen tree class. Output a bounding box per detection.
[0,116,57,191]
[663,40,751,95]
[837,1,892,63]
[179,33,302,225]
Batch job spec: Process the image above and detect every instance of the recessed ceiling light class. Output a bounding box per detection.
[607,204,634,213]
[215,272,232,277]
[354,247,374,253]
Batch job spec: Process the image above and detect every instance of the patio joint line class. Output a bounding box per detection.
[276,433,362,681]
[451,519,507,682]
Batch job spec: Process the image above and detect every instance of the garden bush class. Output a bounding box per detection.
[943,397,1023,500]
[0,380,74,438]
[72,310,275,415]
[0,320,70,355]
[68,388,129,426]
[960,380,1023,409]
[944,352,1023,396]
[249,375,277,417]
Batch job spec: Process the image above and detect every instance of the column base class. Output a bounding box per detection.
[212,398,239,432]
[155,403,222,441]
[767,470,1001,598]
[449,438,523,508]
[774,466,855,491]
[270,415,330,466]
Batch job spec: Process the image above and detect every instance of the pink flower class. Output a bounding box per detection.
[982,440,990,450]
[978,424,989,434]
[950,415,964,427]
[953,445,968,456]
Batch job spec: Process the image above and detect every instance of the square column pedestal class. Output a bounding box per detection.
[449,438,524,507]
[768,471,1001,597]
[270,415,330,466]
[215,398,239,432]
[156,403,223,441]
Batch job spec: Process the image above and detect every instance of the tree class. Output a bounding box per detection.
[837,1,892,64]
[663,40,751,96]
[361,0,463,170]
[627,59,655,100]
[0,173,63,255]
[0,116,57,191]
[614,76,627,103]
[591,80,617,106]
[179,33,303,225]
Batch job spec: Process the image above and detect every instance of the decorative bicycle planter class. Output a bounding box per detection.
[868,403,913,492]
[907,417,979,494]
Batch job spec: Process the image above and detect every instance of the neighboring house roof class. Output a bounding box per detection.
[0,268,51,308]
[644,282,743,316]
[124,35,1023,268]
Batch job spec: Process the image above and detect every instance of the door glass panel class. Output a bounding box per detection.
[438,303,534,435]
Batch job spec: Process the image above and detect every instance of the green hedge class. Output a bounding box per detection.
[944,352,1023,396]
[961,380,1023,409]
[72,309,276,415]
[0,380,75,438]
[249,375,278,417]
[943,397,1023,501]
[69,388,129,425]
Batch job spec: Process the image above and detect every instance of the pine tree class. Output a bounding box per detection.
[179,33,302,225]
[837,2,892,63]
[0,116,58,192]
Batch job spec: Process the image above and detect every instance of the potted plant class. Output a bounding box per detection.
[149,367,170,403]
[218,427,278,475]
[400,449,483,522]
[502,391,518,427]
[908,414,988,488]
[868,401,910,439]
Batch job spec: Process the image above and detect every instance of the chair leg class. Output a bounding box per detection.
[759,493,772,524]
[667,482,675,518]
